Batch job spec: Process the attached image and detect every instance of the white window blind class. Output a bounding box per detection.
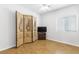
[57,15,78,32]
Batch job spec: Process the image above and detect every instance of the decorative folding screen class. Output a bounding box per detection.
[16,11,37,47]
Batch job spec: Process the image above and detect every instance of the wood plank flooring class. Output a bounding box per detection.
[0,40,79,54]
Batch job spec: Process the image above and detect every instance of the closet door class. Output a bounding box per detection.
[16,12,23,47]
[23,15,33,43]
[33,17,37,41]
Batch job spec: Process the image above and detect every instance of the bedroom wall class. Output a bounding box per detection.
[41,5,79,47]
[0,4,40,51]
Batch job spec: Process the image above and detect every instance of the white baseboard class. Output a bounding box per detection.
[47,38,79,47]
[0,45,16,51]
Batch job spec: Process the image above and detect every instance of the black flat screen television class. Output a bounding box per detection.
[38,27,47,32]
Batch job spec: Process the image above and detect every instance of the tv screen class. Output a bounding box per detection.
[38,27,47,32]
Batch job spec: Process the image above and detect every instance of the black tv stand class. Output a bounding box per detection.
[37,27,47,40]
[38,32,46,40]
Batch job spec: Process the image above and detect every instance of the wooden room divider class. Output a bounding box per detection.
[16,11,37,47]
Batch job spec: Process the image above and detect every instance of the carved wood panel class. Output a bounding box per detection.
[23,15,33,43]
[33,17,37,41]
[16,12,23,47]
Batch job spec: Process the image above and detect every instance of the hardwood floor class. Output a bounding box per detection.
[0,40,79,54]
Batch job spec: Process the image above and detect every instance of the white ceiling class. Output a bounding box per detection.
[20,4,71,14]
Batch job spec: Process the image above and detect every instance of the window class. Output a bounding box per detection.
[57,15,78,32]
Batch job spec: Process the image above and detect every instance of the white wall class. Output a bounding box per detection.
[41,5,79,47]
[0,4,40,51]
